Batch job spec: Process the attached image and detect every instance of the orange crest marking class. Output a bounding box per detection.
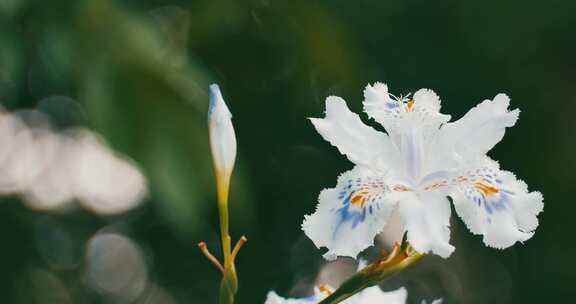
[351,192,368,206]
[474,182,500,196]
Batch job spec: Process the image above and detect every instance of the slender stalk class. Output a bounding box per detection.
[205,83,244,304]
[217,175,232,266]
[216,175,238,304]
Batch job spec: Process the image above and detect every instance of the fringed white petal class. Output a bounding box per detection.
[310,96,398,171]
[363,84,450,136]
[412,89,441,113]
[302,167,397,260]
[450,158,543,249]
[398,192,454,258]
[408,88,451,129]
[264,289,328,304]
[362,82,393,124]
[437,93,519,164]
[344,287,408,304]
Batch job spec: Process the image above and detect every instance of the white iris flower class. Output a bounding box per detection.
[265,286,408,304]
[302,83,543,260]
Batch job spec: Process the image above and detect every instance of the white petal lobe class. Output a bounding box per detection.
[302,167,397,260]
[398,192,454,258]
[412,88,441,112]
[363,84,450,136]
[437,93,519,163]
[450,159,543,249]
[362,82,392,124]
[310,96,398,171]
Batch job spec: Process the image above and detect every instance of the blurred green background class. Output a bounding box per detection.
[0,0,574,303]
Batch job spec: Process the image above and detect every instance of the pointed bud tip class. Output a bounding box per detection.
[209,83,221,98]
[208,83,232,120]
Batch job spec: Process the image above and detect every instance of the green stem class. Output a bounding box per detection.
[219,263,238,304]
[217,176,231,265]
[217,175,238,304]
[319,250,424,304]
